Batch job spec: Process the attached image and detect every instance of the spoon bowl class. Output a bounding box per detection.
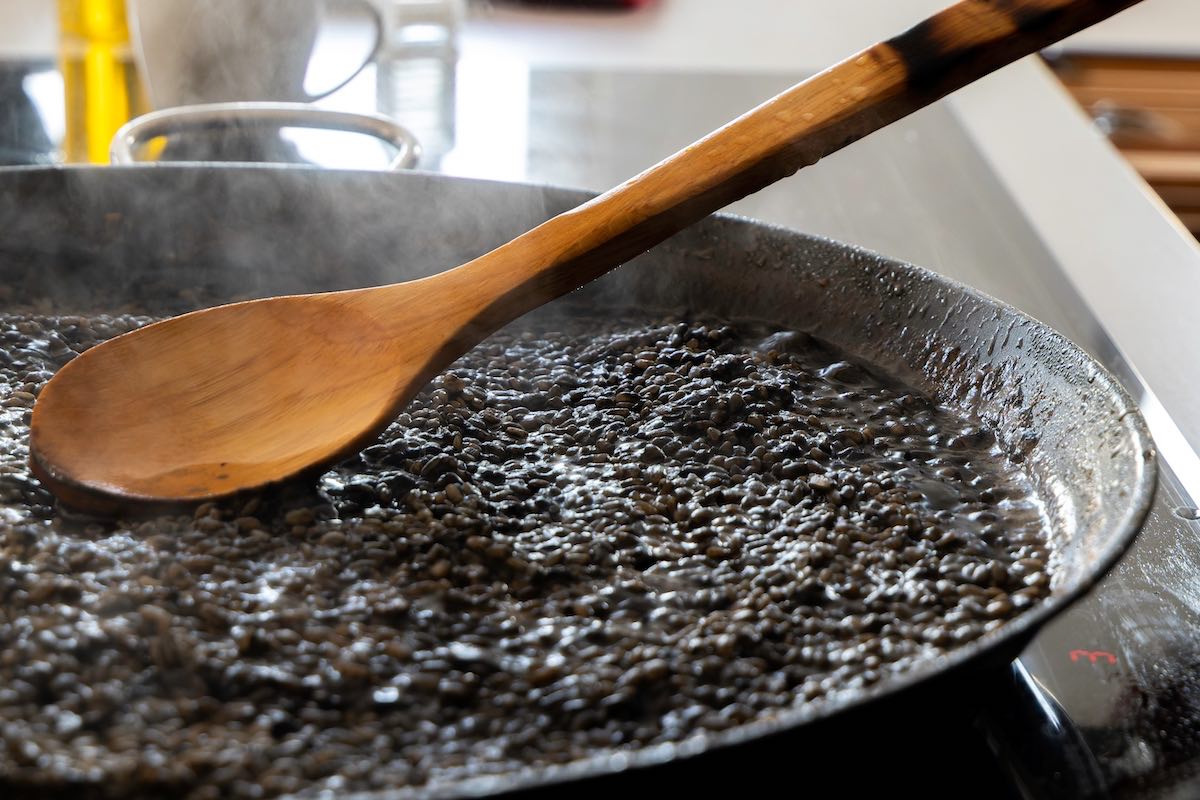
[31,278,482,510]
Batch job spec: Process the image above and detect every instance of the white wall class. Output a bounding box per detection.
[0,0,1196,63]
[0,0,56,58]
[1069,0,1200,56]
[461,0,1200,74]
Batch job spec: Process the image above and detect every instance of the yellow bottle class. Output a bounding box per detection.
[58,0,149,163]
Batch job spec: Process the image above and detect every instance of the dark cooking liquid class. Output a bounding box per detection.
[0,309,1051,798]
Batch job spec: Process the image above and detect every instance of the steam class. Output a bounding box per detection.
[130,0,363,107]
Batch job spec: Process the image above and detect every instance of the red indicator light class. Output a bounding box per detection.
[1069,649,1117,665]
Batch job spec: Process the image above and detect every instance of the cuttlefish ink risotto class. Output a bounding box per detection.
[0,307,1050,798]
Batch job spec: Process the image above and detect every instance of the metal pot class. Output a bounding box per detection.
[0,164,1156,797]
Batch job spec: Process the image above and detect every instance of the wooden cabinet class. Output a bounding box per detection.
[1049,54,1200,237]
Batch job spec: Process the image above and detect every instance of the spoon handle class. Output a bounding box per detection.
[451,0,1141,323]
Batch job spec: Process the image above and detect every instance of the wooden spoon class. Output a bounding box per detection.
[30,0,1143,512]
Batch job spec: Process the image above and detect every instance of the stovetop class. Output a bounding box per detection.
[2,54,1199,798]
[1006,468,1200,799]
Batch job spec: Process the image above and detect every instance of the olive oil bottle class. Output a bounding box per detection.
[58,0,149,163]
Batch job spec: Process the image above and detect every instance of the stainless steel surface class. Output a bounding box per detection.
[110,101,421,169]
[0,164,1155,799]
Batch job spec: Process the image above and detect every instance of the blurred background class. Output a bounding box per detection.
[0,0,1196,237]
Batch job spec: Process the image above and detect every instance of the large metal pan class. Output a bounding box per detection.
[0,165,1155,796]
